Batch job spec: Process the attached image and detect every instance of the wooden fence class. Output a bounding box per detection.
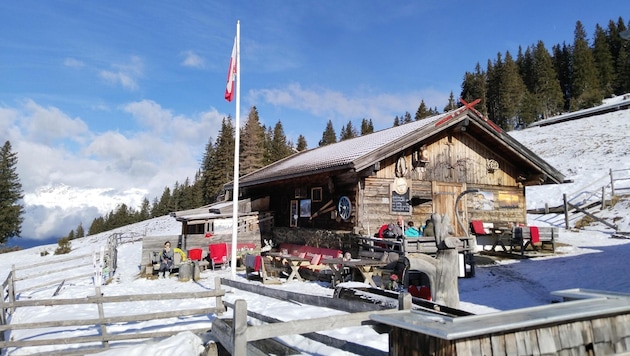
[213,278,420,355]
[2,237,117,307]
[528,168,630,231]
[0,277,226,356]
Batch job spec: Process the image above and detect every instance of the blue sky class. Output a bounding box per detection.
[0,1,626,240]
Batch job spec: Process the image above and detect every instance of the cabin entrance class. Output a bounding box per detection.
[431,181,467,236]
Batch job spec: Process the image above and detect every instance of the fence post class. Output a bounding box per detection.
[398,292,412,310]
[610,168,615,197]
[215,277,225,314]
[233,299,248,355]
[563,194,569,229]
[9,266,16,314]
[601,186,606,209]
[0,272,8,342]
[93,250,101,287]
[95,286,109,349]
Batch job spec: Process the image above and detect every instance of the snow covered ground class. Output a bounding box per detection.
[2,103,630,355]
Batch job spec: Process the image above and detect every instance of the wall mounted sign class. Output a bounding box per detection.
[391,187,411,213]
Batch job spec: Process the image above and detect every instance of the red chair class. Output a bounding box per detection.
[471,220,489,235]
[209,243,228,270]
[188,248,203,261]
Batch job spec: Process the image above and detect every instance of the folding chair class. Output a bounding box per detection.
[208,243,228,270]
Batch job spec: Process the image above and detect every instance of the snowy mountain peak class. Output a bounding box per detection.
[23,183,148,214]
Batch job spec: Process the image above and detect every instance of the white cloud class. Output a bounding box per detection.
[4,98,229,240]
[122,100,224,146]
[250,83,449,127]
[63,57,85,68]
[22,99,89,144]
[99,56,144,91]
[181,50,205,68]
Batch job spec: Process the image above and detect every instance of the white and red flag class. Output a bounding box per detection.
[225,37,237,102]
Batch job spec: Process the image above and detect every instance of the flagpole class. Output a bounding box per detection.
[230,20,240,280]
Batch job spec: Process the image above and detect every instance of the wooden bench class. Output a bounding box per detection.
[510,226,558,255]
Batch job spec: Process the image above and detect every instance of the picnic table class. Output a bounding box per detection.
[264,252,310,282]
[490,226,512,252]
[322,258,387,288]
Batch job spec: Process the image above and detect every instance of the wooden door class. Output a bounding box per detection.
[431,181,467,236]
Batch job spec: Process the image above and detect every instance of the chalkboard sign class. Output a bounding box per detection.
[391,188,411,213]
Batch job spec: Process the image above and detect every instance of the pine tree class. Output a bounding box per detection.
[339,120,358,141]
[200,137,217,205]
[240,107,265,176]
[138,197,151,221]
[531,41,564,121]
[460,63,488,116]
[613,18,630,94]
[67,230,75,240]
[269,120,292,161]
[179,177,195,210]
[400,112,411,124]
[570,21,603,110]
[486,57,500,124]
[204,117,234,203]
[499,51,528,129]
[443,91,457,112]
[592,24,615,97]
[0,141,24,244]
[190,171,205,208]
[152,187,172,217]
[552,43,572,111]
[615,44,630,94]
[360,118,374,135]
[88,216,105,235]
[296,135,307,151]
[76,223,85,238]
[414,100,431,120]
[392,116,400,127]
[319,120,337,146]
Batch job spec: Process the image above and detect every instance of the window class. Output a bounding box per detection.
[311,187,322,202]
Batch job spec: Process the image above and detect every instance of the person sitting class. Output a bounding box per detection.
[423,218,435,237]
[158,241,174,279]
[404,221,420,237]
[389,215,404,237]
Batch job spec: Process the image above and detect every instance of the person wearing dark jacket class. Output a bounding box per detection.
[158,241,174,279]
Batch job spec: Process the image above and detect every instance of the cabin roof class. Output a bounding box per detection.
[227,107,566,189]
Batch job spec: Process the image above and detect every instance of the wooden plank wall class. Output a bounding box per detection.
[390,313,630,355]
[360,130,528,231]
[358,177,432,237]
[371,132,518,187]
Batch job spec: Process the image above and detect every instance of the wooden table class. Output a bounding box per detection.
[490,227,512,252]
[264,252,310,282]
[322,258,387,288]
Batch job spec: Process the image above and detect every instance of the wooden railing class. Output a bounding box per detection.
[214,278,413,356]
[529,168,630,231]
[0,277,226,356]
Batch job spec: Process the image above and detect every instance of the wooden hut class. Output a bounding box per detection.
[223,105,567,243]
[371,289,630,355]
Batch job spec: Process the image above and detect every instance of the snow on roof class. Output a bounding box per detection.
[528,93,630,128]
[235,114,443,187]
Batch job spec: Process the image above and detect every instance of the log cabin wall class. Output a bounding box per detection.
[357,177,432,237]
[244,171,358,231]
[357,131,527,234]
